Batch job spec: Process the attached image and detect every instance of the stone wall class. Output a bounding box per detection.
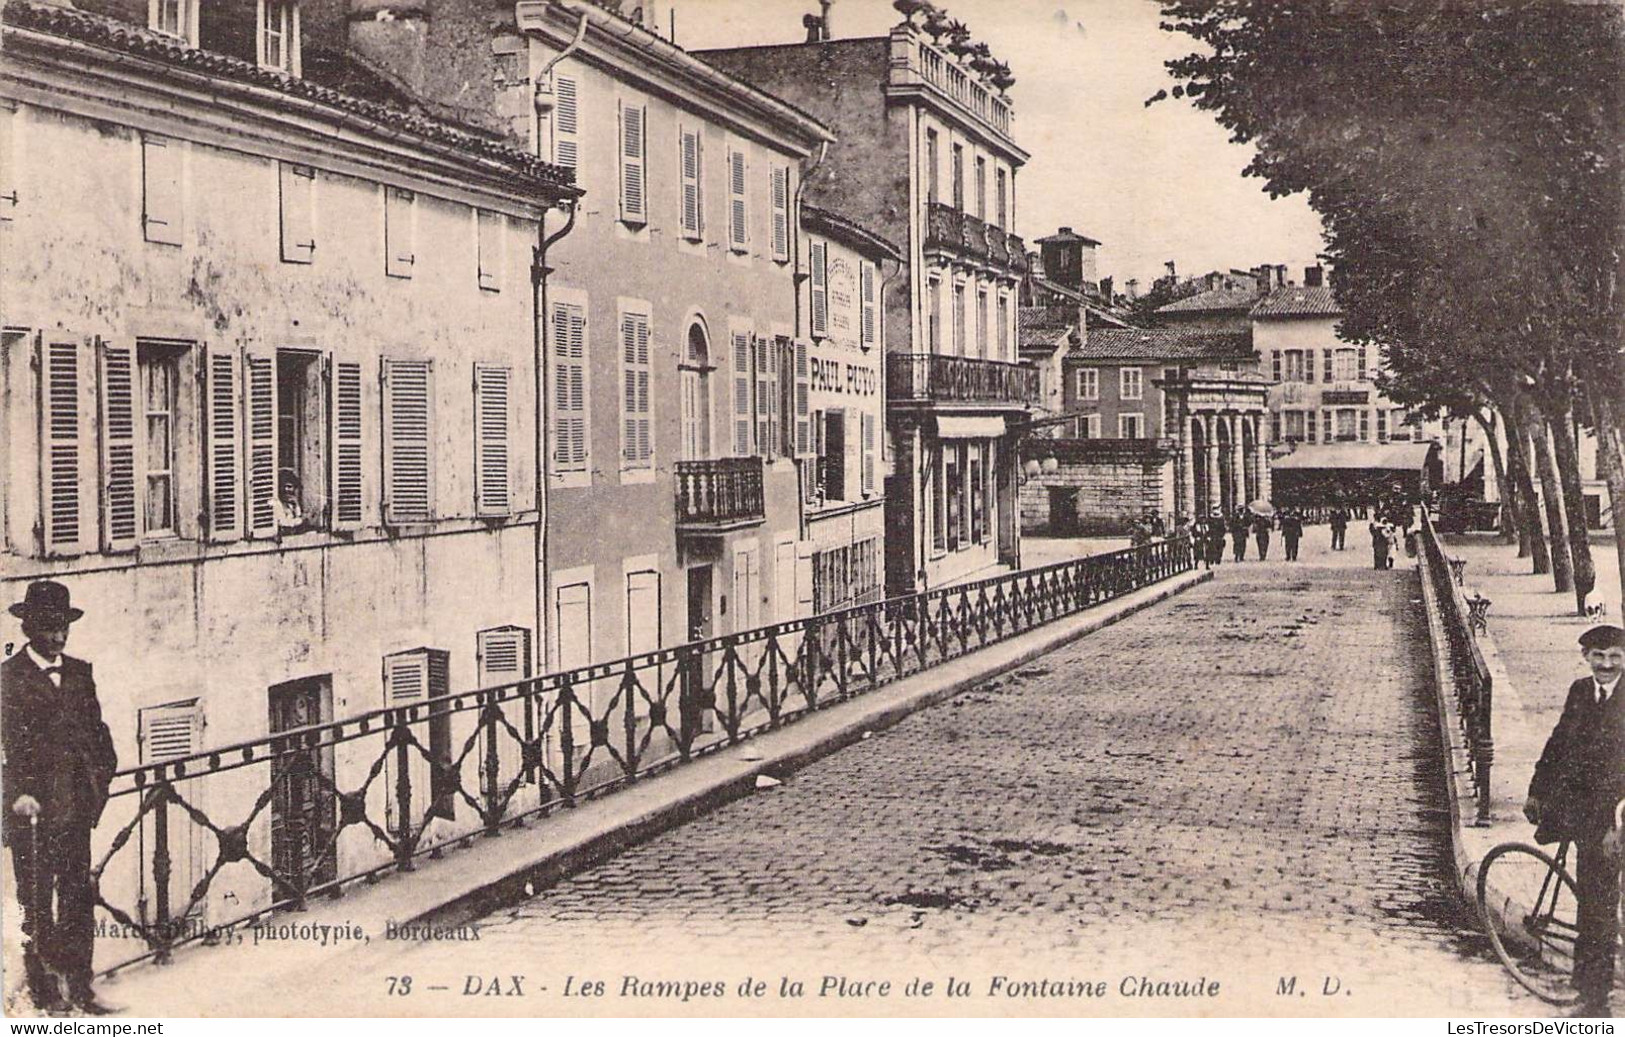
[1020,438,1178,535]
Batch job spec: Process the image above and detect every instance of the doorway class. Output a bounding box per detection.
[267,676,337,902]
[682,565,715,746]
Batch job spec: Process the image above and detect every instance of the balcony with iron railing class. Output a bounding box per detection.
[675,456,765,532]
[923,203,1027,276]
[887,352,1039,410]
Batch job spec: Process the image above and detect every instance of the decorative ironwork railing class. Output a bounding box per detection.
[922,203,1025,276]
[1418,511,1494,823]
[89,537,1195,971]
[887,352,1039,407]
[675,457,765,527]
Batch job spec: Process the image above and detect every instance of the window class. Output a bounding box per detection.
[1376,408,1388,442]
[996,294,1009,361]
[1119,413,1144,439]
[995,168,1007,229]
[552,74,579,175]
[770,166,790,262]
[149,0,196,44]
[951,144,964,211]
[1357,346,1368,382]
[551,301,588,475]
[953,282,966,356]
[618,101,647,224]
[1334,348,1358,382]
[383,649,453,827]
[968,443,984,544]
[132,346,177,538]
[679,127,703,240]
[727,146,748,252]
[1336,408,1357,441]
[1307,409,1318,443]
[975,288,988,359]
[1272,349,1281,382]
[258,0,300,75]
[1120,367,1143,401]
[621,310,652,468]
[1284,410,1306,443]
[141,134,183,246]
[819,410,846,502]
[1271,411,1282,443]
[382,357,434,523]
[810,240,829,338]
[926,129,939,206]
[1322,349,1335,384]
[928,445,945,553]
[474,364,511,516]
[974,156,987,219]
[1079,413,1101,439]
[476,210,504,291]
[1358,407,1370,443]
[860,261,877,350]
[278,162,315,264]
[1078,368,1099,400]
[928,278,942,353]
[384,186,415,278]
[1305,349,1316,383]
[943,447,960,551]
[275,349,324,532]
[1282,350,1305,383]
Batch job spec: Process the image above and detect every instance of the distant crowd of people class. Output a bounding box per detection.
[1128,494,1421,572]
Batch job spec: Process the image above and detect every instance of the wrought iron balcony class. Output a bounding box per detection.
[923,203,1027,275]
[675,457,765,530]
[887,352,1039,409]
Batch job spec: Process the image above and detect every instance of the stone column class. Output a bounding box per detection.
[1179,406,1196,521]
[1231,414,1247,507]
[1256,414,1272,504]
[1205,414,1222,516]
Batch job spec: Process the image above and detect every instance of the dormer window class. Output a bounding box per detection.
[150,0,198,45]
[258,0,301,76]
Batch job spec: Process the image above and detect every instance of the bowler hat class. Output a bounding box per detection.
[1578,625,1625,651]
[8,580,83,622]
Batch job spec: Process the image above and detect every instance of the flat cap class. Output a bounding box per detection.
[1578,624,1625,650]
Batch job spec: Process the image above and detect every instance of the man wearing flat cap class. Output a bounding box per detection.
[2,581,118,1014]
[1525,623,1625,1016]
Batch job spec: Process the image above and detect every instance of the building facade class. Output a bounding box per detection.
[698,10,1036,595]
[0,0,576,955]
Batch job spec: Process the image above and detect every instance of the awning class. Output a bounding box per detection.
[1270,441,1437,472]
[935,416,1006,439]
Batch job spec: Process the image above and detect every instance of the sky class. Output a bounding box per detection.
[669,0,1329,289]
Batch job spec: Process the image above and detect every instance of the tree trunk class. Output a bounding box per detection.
[1475,410,1515,543]
[1525,405,1572,593]
[1503,403,1549,570]
[1546,403,1595,615]
[1590,390,1625,614]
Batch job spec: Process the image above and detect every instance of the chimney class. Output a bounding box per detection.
[349,0,431,97]
[1099,275,1113,299]
[1304,264,1324,287]
[1164,260,1176,281]
[820,0,834,38]
[1275,264,1288,287]
[1125,278,1139,300]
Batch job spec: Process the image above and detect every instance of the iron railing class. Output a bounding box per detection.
[88,537,1195,971]
[922,203,1027,276]
[1419,511,1494,822]
[887,352,1039,408]
[675,457,765,527]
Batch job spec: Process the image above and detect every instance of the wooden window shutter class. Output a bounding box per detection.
[98,340,139,551]
[476,625,534,790]
[1272,349,1281,382]
[620,313,652,467]
[793,339,812,458]
[810,241,828,338]
[385,186,415,278]
[141,134,183,246]
[552,302,588,473]
[770,166,789,262]
[732,330,752,457]
[862,412,876,496]
[244,349,278,539]
[728,147,747,251]
[553,74,580,174]
[139,699,203,763]
[383,649,434,832]
[860,261,877,349]
[680,128,702,239]
[382,358,434,523]
[204,345,242,543]
[38,333,92,557]
[474,363,511,516]
[278,162,316,264]
[330,359,364,531]
[618,102,646,223]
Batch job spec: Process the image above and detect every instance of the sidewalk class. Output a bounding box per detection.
[71,567,1211,1018]
[1427,531,1620,953]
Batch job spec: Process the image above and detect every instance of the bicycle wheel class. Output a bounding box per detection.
[1477,842,1583,1005]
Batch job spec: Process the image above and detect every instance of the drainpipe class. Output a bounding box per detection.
[792,140,830,542]
[528,8,587,671]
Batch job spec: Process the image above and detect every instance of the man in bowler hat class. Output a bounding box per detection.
[1524,624,1625,1016]
[2,581,119,1014]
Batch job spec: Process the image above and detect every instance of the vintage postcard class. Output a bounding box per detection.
[0,0,1621,1021]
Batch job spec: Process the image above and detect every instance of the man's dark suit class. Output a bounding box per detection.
[1,651,118,1004]
[1529,676,1625,1004]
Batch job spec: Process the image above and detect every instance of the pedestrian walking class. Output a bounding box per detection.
[1252,512,1273,561]
[1330,506,1349,551]
[1,581,119,1014]
[1205,515,1227,567]
[1523,624,1625,1017]
[1229,510,1249,562]
[1281,510,1303,561]
[1369,520,1391,570]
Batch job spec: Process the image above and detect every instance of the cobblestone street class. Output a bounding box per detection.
[385,536,1545,1016]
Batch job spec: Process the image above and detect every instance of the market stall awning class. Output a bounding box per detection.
[1271,442,1437,472]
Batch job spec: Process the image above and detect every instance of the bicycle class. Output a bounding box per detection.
[1476,802,1625,1006]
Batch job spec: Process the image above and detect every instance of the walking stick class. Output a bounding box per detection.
[26,810,67,1011]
